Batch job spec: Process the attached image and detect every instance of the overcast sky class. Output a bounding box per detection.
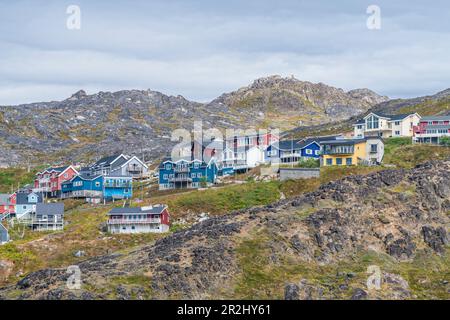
[1,0,449,105]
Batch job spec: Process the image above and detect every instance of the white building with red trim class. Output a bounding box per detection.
[107,205,170,234]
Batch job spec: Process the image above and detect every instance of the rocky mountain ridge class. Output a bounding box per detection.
[0,75,387,167]
[0,160,448,299]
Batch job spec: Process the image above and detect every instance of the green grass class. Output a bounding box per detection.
[0,167,41,193]
[383,137,450,168]
[234,229,450,299]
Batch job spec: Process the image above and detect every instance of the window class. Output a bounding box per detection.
[394,121,401,126]
[315,150,320,155]
[326,158,333,166]
[124,189,129,193]
[366,115,379,130]
[357,125,363,129]
[95,181,100,187]
[165,164,171,170]
[336,158,343,165]
[191,173,196,178]
[163,174,168,179]
[270,150,277,156]
[395,131,400,136]
[346,158,353,165]
[306,149,313,155]
[197,173,202,178]
[370,144,378,153]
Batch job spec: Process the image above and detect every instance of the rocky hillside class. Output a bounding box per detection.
[0,160,448,300]
[0,76,387,167]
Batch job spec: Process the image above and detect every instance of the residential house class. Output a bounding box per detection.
[158,158,218,190]
[266,139,321,164]
[222,132,279,171]
[103,174,133,200]
[34,166,79,197]
[413,115,450,144]
[353,112,421,138]
[265,135,342,164]
[107,204,170,234]
[15,191,43,220]
[0,193,15,217]
[61,174,104,203]
[0,224,9,244]
[32,203,64,231]
[89,154,148,178]
[321,137,384,167]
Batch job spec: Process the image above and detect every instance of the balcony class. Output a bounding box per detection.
[108,218,161,225]
[174,167,189,173]
[323,148,354,155]
[169,176,192,182]
[414,133,450,138]
[104,182,132,188]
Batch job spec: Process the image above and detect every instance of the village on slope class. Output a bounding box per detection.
[1,111,449,245]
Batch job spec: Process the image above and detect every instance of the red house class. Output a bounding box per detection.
[0,193,16,216]
[413,116,450,144]
[34,166,79,198]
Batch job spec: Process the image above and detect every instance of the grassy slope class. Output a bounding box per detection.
[0,168,39,193]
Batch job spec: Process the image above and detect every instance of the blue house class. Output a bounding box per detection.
[266,139,321,164]
[158,158,218,190]
[62,173,132,202]
[15,192,43,219]
[103,174,133,200]
[62,174,104,202]
[266,135,343,164]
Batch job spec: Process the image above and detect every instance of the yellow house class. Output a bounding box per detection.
[321,138,384,166]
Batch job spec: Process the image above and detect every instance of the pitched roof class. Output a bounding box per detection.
[93,154,125,167]
[16,192,43,205]
[36,203,64,215]
[108,205,167,216]
[363,112,416,121]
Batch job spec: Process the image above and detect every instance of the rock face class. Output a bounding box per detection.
[0,75,387,166]
[1,160,449,300]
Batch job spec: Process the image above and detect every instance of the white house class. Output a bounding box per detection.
[246,146,266,168]
[354,112,421,138]
[107,205,170,234]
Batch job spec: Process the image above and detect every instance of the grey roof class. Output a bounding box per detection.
[16,192,43,205]
[277,140,305,150]
[356,113,416,124]
[36,203,64,215]
[111,156,128,169]
[421,116,450,121]
[44,166,69,173]
[108,205,166,216]
[93,154,124,167]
